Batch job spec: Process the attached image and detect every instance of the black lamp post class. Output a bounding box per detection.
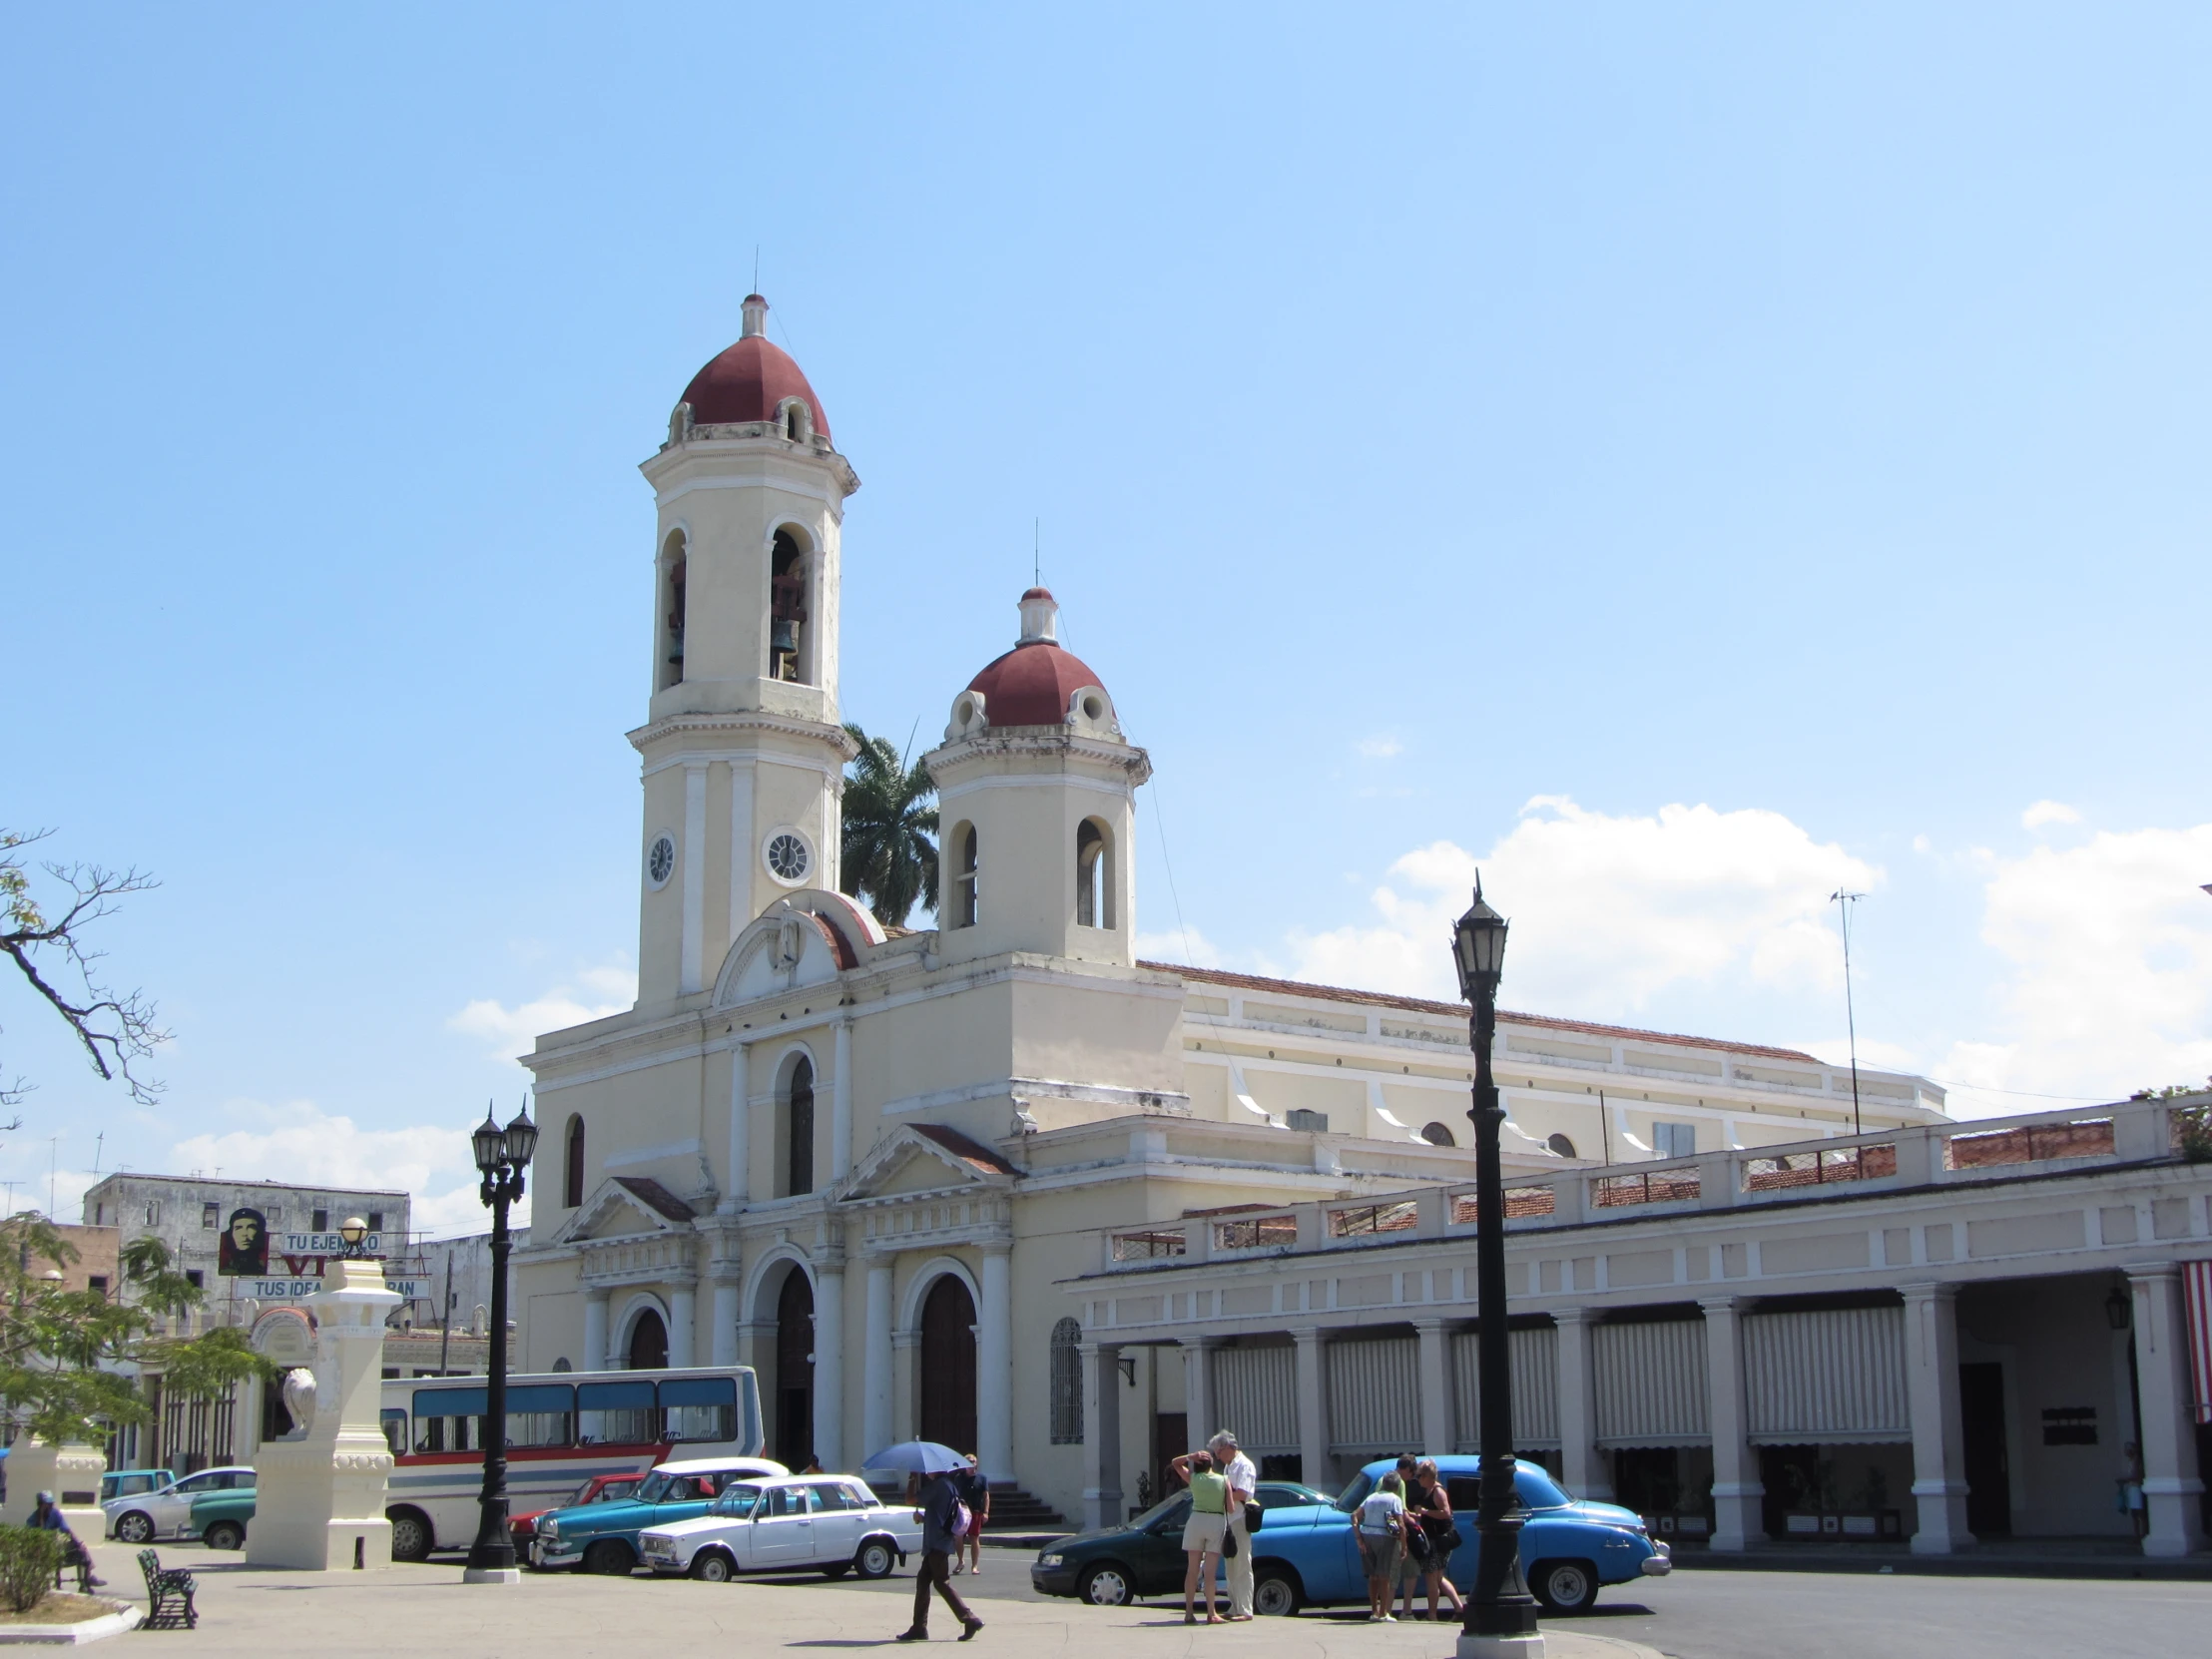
[336,1216,371,1259]
[464,1099,538,1579]
[1453,878,1543,1654]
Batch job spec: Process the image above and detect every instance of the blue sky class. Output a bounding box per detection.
[5,4,2209,1233]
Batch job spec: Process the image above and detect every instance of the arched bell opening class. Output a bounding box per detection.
[770,527,813,684]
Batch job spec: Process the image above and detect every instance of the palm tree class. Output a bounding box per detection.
[840,722,939,927]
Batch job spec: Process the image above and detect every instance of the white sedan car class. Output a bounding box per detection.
[103,1466,256,1542]
[640,1474,922,1583]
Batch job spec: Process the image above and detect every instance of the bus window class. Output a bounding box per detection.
[380,1409,408,1456]
[506,1383,576,1448]
[659,1377,737,1443]
[414,1385,485,1452]
[578,1380,656,1445]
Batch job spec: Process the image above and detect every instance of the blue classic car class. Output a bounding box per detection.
[531,1456,785,1573]
[1034,1457,1667,1617]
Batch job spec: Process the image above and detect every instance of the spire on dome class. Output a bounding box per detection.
[1017,587,1059,645]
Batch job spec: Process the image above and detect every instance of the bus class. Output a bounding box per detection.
[377,1366,764,1559]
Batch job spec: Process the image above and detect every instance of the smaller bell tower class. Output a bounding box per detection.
[926,589,1149,967]
[631,296,861,1007]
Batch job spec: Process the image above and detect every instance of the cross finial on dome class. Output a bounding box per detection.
[742,293,769,339]
[1017,587,1059,645]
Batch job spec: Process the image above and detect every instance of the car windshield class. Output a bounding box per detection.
[712,1484,764,1517]
[1336,1464,1573,1515]
[636,1472,695,1504]
[1259,1484,1332,1508]
[1126,1492,1192,1531]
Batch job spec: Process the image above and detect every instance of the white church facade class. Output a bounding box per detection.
[512,297,1960,1526]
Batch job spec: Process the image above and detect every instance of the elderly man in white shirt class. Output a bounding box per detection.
[1210,1430,1260,1620]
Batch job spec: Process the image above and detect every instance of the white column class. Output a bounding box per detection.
[831,1017,854,1182]
[1414,1319,1453,1457]
[729,759,756,938]
[681,761,708,994]
[1080,1341,1125,1531]
[669,1283,697,1369]
[814,1263,845,1471]
[1554,1308,1607,1500]
[1903,1282,1973,1554]
[583,1289,610,1373]
[2127,1263,2208,1557]
[711,1277,742,1368]
[724,1042,751,1212]
[979,1244,1014,1481]
[892,1331,921,1443]
[1700,1296,1762,1551]
[863,1260,894,1461]
[1293,1327,1327,1489]
[1181,1337,1216,1452]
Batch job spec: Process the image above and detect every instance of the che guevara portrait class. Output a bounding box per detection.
[219,1207,269,1276]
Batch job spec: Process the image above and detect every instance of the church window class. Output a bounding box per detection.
[1049,1317,1083,1444]
[950,824,978,928]
[1075,819,1114,928]
[659,532,688,692]
[785,1056,816,1196]
[1419,1122,1456,1147]
[564,1116,585,1208]
[1652,1120,1696,1159]
[781,399,813,443]
[770,529,810,684]
[1547,1132,1578,1159]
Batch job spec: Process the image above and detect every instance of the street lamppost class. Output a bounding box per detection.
[336,1216,371,1259]
[1453,878,1543,1658]
[463,1099,538,1583]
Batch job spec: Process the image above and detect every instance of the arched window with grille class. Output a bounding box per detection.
[564,1115,586,1208]
[1049,1317,1083,1444]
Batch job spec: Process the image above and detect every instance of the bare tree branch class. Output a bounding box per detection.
[2,828,170,1104]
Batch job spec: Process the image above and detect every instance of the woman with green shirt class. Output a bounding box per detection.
[1170,1449,1229,1624]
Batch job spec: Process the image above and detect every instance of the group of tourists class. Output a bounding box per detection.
[1352,1456,1465,1622]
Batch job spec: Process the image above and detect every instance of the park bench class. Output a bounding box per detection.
[136,1549,197,1630]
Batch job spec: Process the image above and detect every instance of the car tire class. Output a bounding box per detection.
[203,1520,246,1552]
[1529,1558,1599,1616]
[388,1508,433,1563]
[853,1538,897,1580]
[692,1552,735,1584]
[1252,1566,1303,1617]
[1076,1562,1135,1607]
[114,1512,156,1545]
[584,1538,637,1577]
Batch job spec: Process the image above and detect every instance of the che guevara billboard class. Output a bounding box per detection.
[218,1208,424,1301]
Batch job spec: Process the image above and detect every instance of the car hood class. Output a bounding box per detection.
[542,1500,658,1533]
[640,1513,743,1540]
[1557,1499,1645,1529]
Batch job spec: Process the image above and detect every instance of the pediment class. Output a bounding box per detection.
[835,1124,1020,1205]
[551,1176,697,1246]
[713,890,884,1008]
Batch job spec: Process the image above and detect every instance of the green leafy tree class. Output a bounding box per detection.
[2134,1078,2212,1161]
[0,1218,273,1445]
[839,724,939,927]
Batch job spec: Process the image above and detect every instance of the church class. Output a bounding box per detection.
[512,296,1951,1526]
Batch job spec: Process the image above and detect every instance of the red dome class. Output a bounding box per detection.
[678,298,830,436]
[966,640,1108,728]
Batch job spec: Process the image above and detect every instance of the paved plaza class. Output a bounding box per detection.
[77,1536,2212,1659]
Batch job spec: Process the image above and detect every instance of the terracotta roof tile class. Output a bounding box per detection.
[1144,961,1822,1064]
[613,1176,698,1223]
[910,1123,1021,1179]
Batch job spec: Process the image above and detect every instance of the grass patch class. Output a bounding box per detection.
[0,1592,113,1625]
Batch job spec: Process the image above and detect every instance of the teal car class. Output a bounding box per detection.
[531,1456,784,1575]
[190,1487,257,1552]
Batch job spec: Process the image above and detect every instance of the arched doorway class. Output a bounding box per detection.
[918,1275,977,1455]
[776,1269,816,1469]
[627,1308,668,1371]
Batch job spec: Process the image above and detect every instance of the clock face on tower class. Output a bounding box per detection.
[765,830,811,884]
[646,832,676,889]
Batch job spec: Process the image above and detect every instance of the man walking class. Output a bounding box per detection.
[898,1468,984,1643]
[1212,1431,1258,1620]
[954,1453,989,1575]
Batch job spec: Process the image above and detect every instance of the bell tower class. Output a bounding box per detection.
[631,295,860,1006]
[926,589,1150,967]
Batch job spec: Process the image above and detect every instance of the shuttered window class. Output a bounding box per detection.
[1744,1306,1909,1443]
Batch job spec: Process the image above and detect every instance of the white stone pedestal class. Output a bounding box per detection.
[0,1439,107,1538]
[247,1258,402,1571]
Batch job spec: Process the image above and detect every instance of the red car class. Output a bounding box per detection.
[511,1473,645,1558]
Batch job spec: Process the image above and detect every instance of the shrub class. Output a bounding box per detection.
[0,1524,67,1613]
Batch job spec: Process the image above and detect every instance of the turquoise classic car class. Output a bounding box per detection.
[531,1456,784,1574]
[190,1487,257,1552]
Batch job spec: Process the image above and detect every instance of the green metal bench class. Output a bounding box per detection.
[136,1548,197,1630]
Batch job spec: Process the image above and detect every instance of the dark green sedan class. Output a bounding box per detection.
[1030,1482,1333,1607]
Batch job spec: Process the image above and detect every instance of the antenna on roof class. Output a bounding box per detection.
[753,245,760,295]
[1830,888,1867,1134]
[1034,518,1040,589]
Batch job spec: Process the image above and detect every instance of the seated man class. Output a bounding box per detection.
[29,1491,106,1592]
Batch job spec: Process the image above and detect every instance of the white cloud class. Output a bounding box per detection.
[1357,735,1403,760]
[1287,796,1878,1011]
[450,958,635,1063]
[2021,800,2082,831]
[1936,822,2212,1106]
[166,1099,518,1238]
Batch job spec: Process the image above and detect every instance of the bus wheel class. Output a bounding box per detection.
[387,1508,433,1563]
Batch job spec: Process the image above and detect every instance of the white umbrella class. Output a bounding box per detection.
[861,1439,968,1476]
